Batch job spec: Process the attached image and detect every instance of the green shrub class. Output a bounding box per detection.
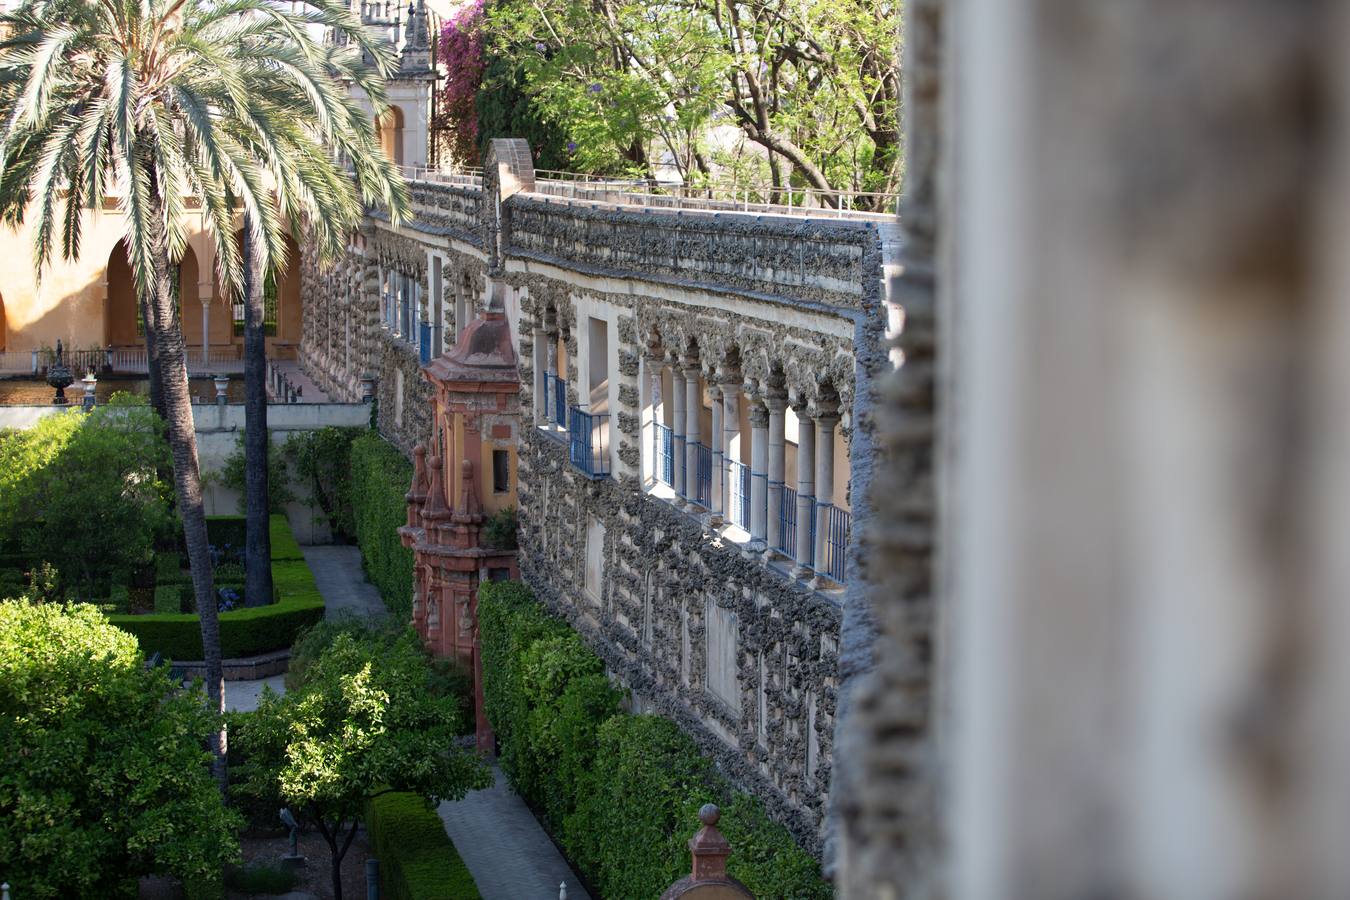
[283,426,364,540]
[206,516,247,550]
[224,863,297,895]
[155,552,185,584]
[366,792,481,900]
[154,583,184,613]
[108,516,323,660]
[218,431,296,514]
[350,432,414,620]
[477,581,832,900]
[482,506,518,550]
[0,602,241,897]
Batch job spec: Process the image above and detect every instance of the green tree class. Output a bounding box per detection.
[481,0,901,203]
[0,0,410,778]
[234,630,492,900]
[0,601,241,899]
[0,398,172,600]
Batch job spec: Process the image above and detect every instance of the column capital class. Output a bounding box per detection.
[748,399,770,428]
[765,392,788,413]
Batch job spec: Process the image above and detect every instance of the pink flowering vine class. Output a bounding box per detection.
[439,0,485,164]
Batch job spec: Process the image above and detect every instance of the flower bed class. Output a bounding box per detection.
[107,515,324,660]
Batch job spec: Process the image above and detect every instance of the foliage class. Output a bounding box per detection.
[477,580,831,899]
[233,629,492,900]
[219,431,296,514]
[285,614,402,692]
[479,0,900,201]
[283,426,364,540]
[366,792,482,900]
[0,602,241,898]
[224,863,298,895]
[350,432,415,620]
[482,505,518,549]
[108,516,323,659]
[0,399,173,599]
[439,0,487,165]
[474,55,570,169]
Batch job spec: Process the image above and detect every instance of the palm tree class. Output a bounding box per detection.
[241,221,271,609]
[0,0,408,779]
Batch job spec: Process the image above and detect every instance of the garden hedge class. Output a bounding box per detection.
[365,792,480,900]
[477,581,832,900]
[107,515,323,660]
[350,432,414,621]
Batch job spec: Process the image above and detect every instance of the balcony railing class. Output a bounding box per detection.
[693,442,712,507]
[818,503,851,582]
[418,321,432,364]
[775,485,797,558]
[568,406,610,479]
[543,372,568,430]
[727,460,751,530]
[654,423,674,486]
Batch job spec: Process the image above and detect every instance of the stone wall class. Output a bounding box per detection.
[296,160,896,854]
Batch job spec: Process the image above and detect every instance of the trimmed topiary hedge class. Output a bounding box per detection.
[366,792,480,900]
[107,515,323,660]
[478,581,832,900]
[350,432,414,621]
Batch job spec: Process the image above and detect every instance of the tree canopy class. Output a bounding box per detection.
[454,0,900,202]
[0,601,241,898]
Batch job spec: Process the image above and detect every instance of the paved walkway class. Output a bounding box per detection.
[300,544,388,622]
[268,359,332,404]
[438,766,592,900]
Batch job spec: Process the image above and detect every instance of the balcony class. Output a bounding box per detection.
[693,443,712,507]
[567,406,610,479]
[817,503,851,582]
[654,423,674,486]
[727,460,751,531]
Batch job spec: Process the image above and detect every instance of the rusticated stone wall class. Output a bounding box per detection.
[297,148,898,854]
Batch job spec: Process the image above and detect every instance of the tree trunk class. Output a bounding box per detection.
[143,163,226,788]
[242,220,274,608]
[136,291,167,419]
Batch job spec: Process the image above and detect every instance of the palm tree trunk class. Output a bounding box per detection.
[143,168,226,787]
[136,290,167,419]
[242,220,274,608]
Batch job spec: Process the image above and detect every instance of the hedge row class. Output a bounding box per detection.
[366,792,480,900]
[350,432,414,621]
[107,515,324,660]
[478,581,832,900]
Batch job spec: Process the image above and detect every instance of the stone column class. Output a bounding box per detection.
[722,380,741,520]
[792,400,815,579]
[200,299,211,365]
[642,355,659,484]
[748,396,769,553]
[810,409,838,587]
[684,365,702,507]
[532,327,547,426]
[710,385,724,524]
[764,392,787,558]
[671,362,687,501]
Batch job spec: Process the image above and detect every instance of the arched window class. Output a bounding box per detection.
[377,106,405,168]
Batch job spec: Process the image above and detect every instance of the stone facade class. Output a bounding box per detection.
[297,141,899,854]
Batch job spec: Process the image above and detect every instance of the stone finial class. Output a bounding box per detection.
[689,804,731,880]
[659,805,755,899]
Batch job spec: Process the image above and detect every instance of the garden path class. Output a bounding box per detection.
[437,767,593,900]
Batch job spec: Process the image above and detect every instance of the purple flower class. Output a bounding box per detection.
[567,141,577,153]
[588,83,602,94]
[534,42,547,52]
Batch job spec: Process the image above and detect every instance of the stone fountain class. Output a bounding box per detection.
[46,340,73,405]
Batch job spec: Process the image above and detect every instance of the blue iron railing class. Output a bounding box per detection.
[818,503,850,582]
[568,406,610,478]
[728,460,752,530]
[775,485,797,558]
[418,321,432,364]
[693,443,712,507]
[654,423,674,486]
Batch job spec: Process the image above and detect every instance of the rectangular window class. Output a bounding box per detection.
[492,449,510,493]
